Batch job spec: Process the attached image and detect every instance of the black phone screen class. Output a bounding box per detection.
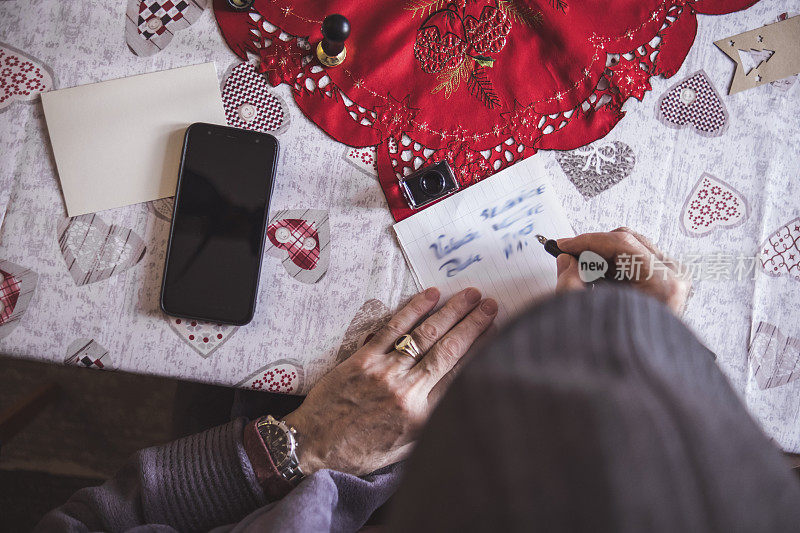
[161,123,278,325]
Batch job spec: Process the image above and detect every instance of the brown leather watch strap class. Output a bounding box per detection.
[243,419,295,500]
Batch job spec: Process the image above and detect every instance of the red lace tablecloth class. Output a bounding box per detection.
[215,0,757,220]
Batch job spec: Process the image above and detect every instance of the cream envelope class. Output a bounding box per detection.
[41,62,226,217]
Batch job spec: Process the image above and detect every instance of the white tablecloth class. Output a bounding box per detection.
[1,0,799,451]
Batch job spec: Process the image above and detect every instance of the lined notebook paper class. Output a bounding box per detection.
[393,156,574,324]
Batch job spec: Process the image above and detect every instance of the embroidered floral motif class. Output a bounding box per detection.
[464,3,513,55]
[375,95,418,138]
[214,0,757,221]
[444,137,492,186]
[414,17,467,73]
[259,36,306,87]
[502,101,541,146]
[412,1,517,107]
[609,61,652,101]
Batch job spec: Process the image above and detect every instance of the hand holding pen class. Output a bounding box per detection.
[536,228,691,316]
[535,234,574,260]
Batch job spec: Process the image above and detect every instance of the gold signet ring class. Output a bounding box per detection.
[394,334,421,361]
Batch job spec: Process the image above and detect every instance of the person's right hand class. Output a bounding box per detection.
[555,227,691,315]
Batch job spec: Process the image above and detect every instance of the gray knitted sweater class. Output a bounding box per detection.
[33,417,400,532]
[35,286,800,532]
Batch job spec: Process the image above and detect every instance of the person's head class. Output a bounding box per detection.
[388,286,799,532]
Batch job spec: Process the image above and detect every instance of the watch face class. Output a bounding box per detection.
[262,423,291,468]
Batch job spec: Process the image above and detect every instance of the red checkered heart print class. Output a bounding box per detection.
[267,219,320,270]
[126,0,207,56]
[0,269,20,325]
[0,260,38,340]
[137,0,188,37]
[265,209,330,284]
[656,70,728,137]
[222,62,289,133]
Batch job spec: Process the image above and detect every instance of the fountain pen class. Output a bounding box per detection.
[535,234,577,259]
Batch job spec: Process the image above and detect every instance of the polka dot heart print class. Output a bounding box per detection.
[680,173,748,237]
[237,359,304,394]
[0,43,54,113]
[167,317,239,358]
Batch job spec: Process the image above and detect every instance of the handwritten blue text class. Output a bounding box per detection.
[429,231,480,260]
[479,186,545,220]
[439,254,482,277]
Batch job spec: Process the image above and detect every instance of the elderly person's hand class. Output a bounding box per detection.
[554,227,691,315]
[283,287,497,476]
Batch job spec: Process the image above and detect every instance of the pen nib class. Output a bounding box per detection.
[535,234,548,245]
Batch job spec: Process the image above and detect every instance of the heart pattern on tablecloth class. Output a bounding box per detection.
[222,62,289,134]
[265,209,330,284]
[335,299,391,364]
[147,197,174,222]
[237,359,304,394]
[64,338,114,370]
[749,322,800,390]
[0,260,38,340]
[760,217,800,282]
[680,173,748,237]
[58,215,147,285]
[343,146,378,177]
[0,43,54,113]
[167,316,238,358]
[656,70,728,137]
[125,0,207,57]
[554,141,635,199]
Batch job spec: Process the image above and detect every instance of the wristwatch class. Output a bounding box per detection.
[255,415,305,485]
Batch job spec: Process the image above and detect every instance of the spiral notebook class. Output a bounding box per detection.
[393,156,574,324]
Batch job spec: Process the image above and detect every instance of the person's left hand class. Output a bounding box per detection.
[283,287,498,476]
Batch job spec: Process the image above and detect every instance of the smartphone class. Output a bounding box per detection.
[160,123,278,325]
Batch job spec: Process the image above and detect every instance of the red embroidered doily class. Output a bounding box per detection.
[214,0,757,221]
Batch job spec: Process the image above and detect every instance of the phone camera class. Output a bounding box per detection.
[399,161,459,209]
